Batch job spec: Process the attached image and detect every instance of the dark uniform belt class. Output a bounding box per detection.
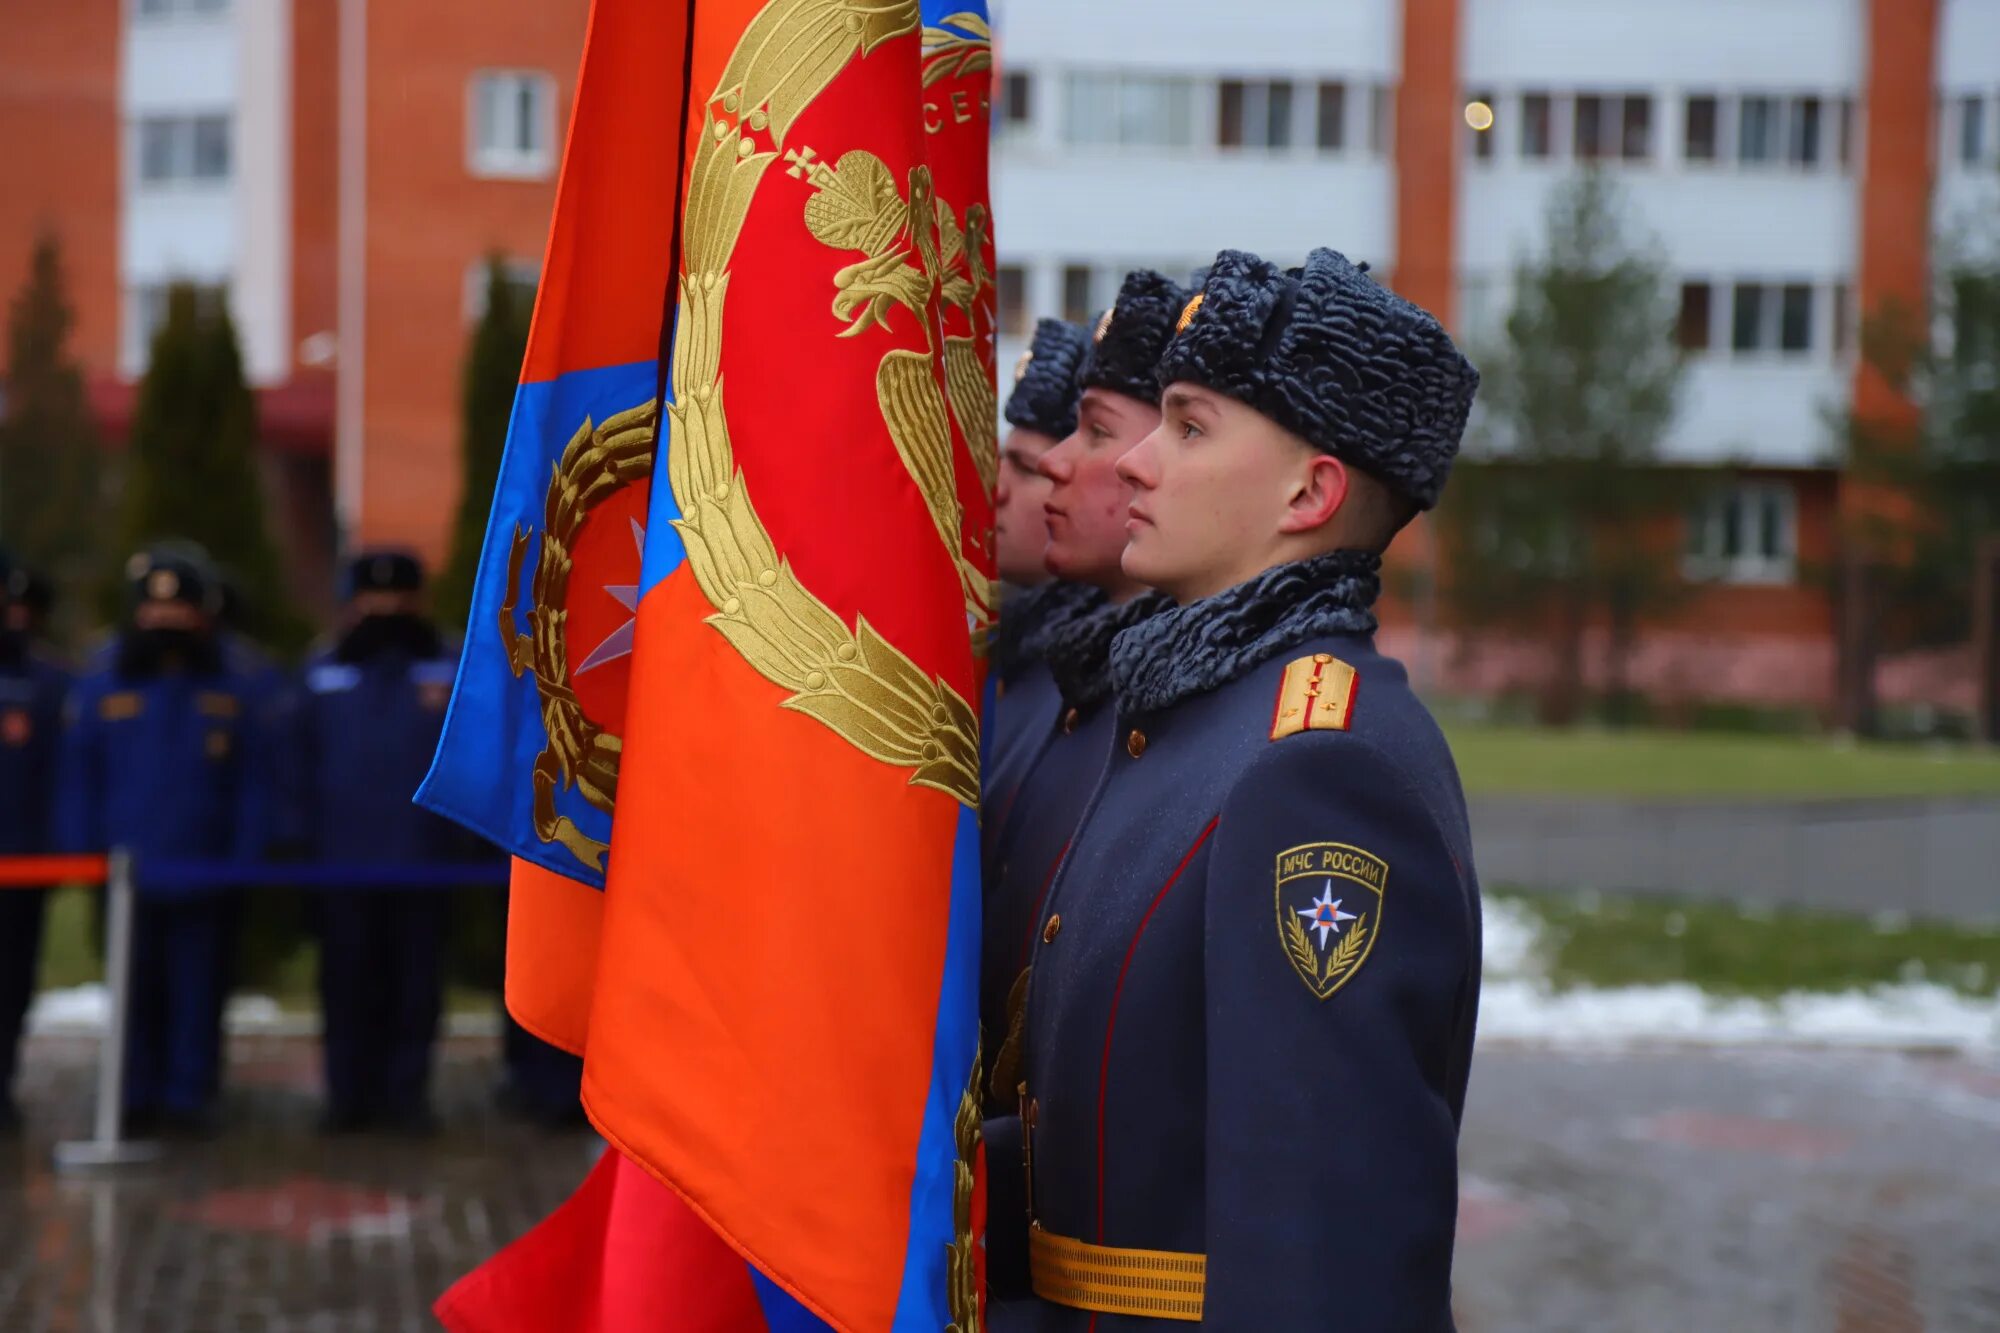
[1028,1226,1206,1322]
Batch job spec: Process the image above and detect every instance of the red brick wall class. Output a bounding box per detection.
[292,0,340,386]
[1394,0,1460,331]
[355,0,588,563]
[0,1,120,377]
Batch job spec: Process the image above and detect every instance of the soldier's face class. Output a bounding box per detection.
[1119,384,1326,603]
[1040,389,1153,592]
[994,427,1057,586]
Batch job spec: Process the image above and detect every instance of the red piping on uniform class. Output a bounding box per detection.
[1019,840,1070,974]
[1095,816,1219,1244]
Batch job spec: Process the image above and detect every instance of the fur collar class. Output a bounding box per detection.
[991,581,1106,680]
[1045,592,1173,711]
[1110,551,1380,714]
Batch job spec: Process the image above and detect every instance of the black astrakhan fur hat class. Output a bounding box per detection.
[1003,318,1090,440]
[1156,248,1479,510]
[1078,269,1193,406]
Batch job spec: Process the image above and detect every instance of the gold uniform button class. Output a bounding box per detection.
[1062,707,1079,735]
[1126,728,1147,758]
[1313,652,1333,664]
[1043,914,1062,944]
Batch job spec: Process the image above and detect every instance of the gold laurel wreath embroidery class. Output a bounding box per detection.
[921,12,992,89]
[946,1043,983,1333]
[667,0,984,809]
[1284,911,1370,994]
[499,402,655,872]
[668,10,989,1316]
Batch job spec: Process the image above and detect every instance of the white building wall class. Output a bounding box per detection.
[990,0,1957,471]
[1935,0,2000,260]
[121,1,290,386]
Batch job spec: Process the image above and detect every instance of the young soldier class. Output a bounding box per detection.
[57,544,268,1135]
[982,271,1189,1110]
[996,249,1483,1330]
[984,316,1093,845]
[0,552,66,1133]
[287,551,462,1134]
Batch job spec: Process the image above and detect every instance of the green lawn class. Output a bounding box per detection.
[1446,722,2000,800]
[1495,889,2000,998]
[33,886,496,1015]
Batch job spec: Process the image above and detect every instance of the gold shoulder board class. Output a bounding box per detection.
[1269,653,1357,741]
[98,692,144,722]
[196,692,241,719]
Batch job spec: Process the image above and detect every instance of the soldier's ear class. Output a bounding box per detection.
[1278,452,1348,535]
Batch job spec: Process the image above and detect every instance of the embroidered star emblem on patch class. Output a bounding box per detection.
[1274,843,1388,1000]
[1297,881,1358,951]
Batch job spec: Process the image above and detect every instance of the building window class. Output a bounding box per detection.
[1521,91,1554,161]
[1218,79,1295,149]
[998,72,1032,131]
[469,71,555,179]
[996,264,1026,338]
[1789,96,1823,166]
[1731,284,1767,352]
[1369,83,1393,156]
[1060,265,1092,323]
[1729,282,1819,355]
[1684,95,1719,162]
[135,114,231,186]
[1836,97,1855,168]
[1961,95,1987,165]
[1778,284,1814,352]
[1832,282,1853,358]
[133,0,229,16]
[1572,93,1650,162]
[1621,95,1652,160]
[1316,81,1347,151]
[1685,481,1797,584]
[1574,94,1605,160]
[1738,95,1780,164]
[1677,282,1713,351]
[1064,73,1193,148]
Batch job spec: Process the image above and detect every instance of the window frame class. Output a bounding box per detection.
[998,71,1033,131]
[1683,480,1799,585]
[1315,80,1348,153]
[995,264,1027,339]
[467,69,558,181]
[132,112,232,189]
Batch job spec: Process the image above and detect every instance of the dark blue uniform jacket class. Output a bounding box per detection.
[56,654,267,886]
[989,554,1482,1332]
[0,652,67,854]
[285,643,462,866]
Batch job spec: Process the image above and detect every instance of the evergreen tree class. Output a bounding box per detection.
[435,259,535,629]
[0,233,103,642]
[1836,227,2000,736]
[1440,170,1689,725]
[119,282,301,648]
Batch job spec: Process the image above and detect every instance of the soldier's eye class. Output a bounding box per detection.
[1179,419,1203,440]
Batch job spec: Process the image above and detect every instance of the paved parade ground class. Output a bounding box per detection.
[1,1036,1996,1332]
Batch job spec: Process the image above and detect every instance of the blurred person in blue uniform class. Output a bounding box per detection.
[0,552,68,1133]
[990,249,1483,1329]
[496,1009,586,1132]
[287,550,462,1135]
[981,276,1189,1120]
[56,543,268,1136]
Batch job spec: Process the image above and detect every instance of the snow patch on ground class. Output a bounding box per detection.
[1479,897,2000,1053]
[32,986,292,1035]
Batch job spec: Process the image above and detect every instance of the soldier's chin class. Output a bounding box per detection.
[1119,536,1167,590]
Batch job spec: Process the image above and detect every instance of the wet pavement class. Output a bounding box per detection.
[1,1035,1996,1331]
